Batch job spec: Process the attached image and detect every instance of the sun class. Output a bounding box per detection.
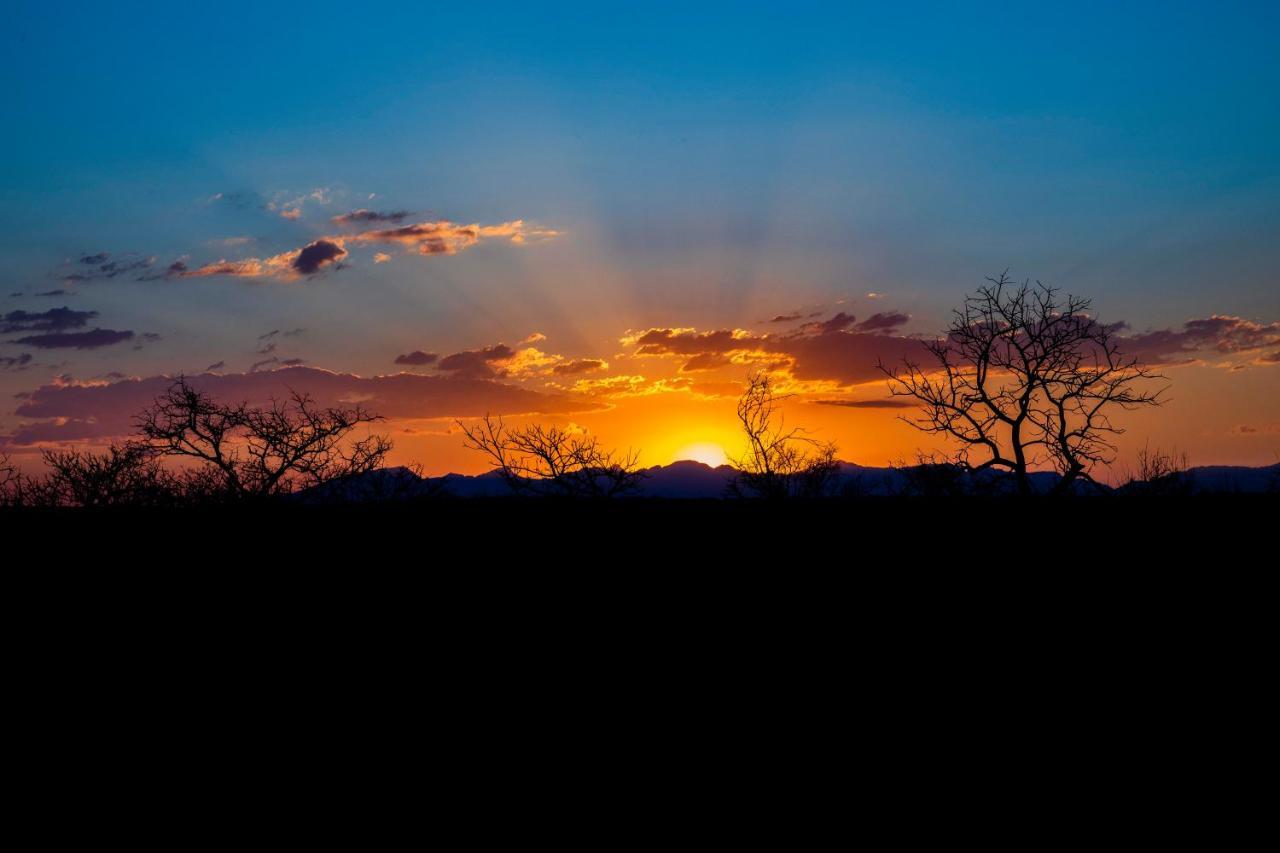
[675,442,729,468]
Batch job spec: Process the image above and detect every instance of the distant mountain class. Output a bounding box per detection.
[1183,464,1280,494]
[295,460,1280,502]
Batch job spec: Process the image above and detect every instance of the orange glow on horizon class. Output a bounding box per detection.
[675,442,730,468]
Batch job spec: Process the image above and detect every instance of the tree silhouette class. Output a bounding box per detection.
[38,443,177,507]
[134,377,392,499]
[1121,443,1191,495]
[457,414,645,497]
[729,371,839,499]
[880,273,1165,495]
[0,452,21,507]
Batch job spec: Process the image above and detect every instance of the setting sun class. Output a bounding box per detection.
[676,443,730,468]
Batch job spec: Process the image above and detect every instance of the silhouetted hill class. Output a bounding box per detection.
[295,460,1280,502]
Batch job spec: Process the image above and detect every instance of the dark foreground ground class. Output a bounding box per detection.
[5,493,1271,795]
[6,493,1275,563]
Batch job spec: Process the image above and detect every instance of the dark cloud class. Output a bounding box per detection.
[6,367,600,444]
[1261,351,1280,364]
[1,354,33,371]
[551,358,607,375]
[680,353,732,372]
[438,344,516,378]
[795,312,910,335]
[292,239,347,276]
[856,312,912,332]
[171,240,347,281]
[633,328,743,357]
[331,209,413,226]
[64,252,156,282]
[769,313,802,323]
[1,307,99,334]
[395,350,439,366]
[630,316,928,385]
[206,361,225,371]
[37,290,69,297]
[258,327,305,341]
[1121,315,1280,365]
[14,329,135,350]
[208,191,260,211]
[799,312,858,335]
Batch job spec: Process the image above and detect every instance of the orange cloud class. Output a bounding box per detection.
[347,218,559,256]
[174,239,348,281]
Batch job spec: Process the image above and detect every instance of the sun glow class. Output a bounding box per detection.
[675,442,729,468]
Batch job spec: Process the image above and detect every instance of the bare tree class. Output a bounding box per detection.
[134,377,392,500]
[0,452,22,507]
[881,273,1165,495]
[38,443,179,507]
[457,415,645,497]
[1120,443,1191,495]
[729,371,840,499]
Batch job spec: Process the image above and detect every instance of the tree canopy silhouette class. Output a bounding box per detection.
[458,414,645,497]
[134,376,391,499]
[880,273,1165,494]
[729,371,839,499]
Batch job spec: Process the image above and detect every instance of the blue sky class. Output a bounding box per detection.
[2,2,1278,468]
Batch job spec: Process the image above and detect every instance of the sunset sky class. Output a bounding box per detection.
[3,2,1278,477]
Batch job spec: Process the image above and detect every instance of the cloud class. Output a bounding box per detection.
[6,366,601,444]
[769,313,802,323]
[12,329,135,349]
[798,312,858,334]
[1230,423,1280,436]
[522,332,547,344]
[855,312,912,332]
[63,252,156,282]
[565,375,695,398]
[812,398,917,408]
[394,350,438,366]
[258,328,304,340]
[347,219,559,256]
[1,307,98,333]
[174,238,348,281]
[266,187,334,220]
[1121,315,1280,366]
[624,312,927,386]
[206,361,225,372]
[331,209,412,226]
[680,352,732,372]
[165,217,554,282]
[437,344,517,379]
[551,358,608,375]
[1,353,33,371]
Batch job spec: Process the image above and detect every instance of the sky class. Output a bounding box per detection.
[2,1,1278,476]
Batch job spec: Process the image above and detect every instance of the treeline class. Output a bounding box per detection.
[3,276,1274,507]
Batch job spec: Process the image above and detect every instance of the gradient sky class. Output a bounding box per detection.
[3,2,1278,475]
